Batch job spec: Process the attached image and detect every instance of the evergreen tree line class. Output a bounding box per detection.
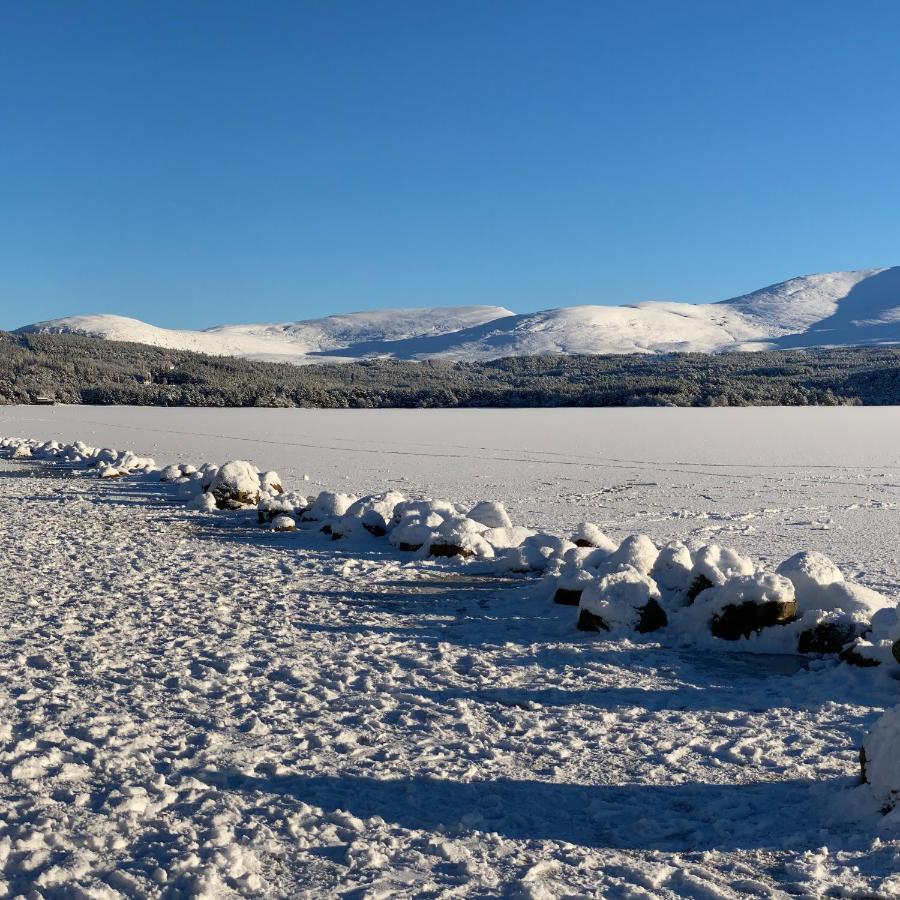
[2,331,900,407]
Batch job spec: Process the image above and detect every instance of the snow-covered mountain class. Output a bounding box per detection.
[18,306,515,364]
[17,268,900,363]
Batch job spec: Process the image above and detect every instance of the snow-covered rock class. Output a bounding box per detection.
[258,492,308,524]
[116,451,157,472]
[775,551,894,654]
[578,567,667,634]
[339,491,407,537]
[302,491,358,522]
[271,514,296,532]
[571,522,617,552]
[777,551,844,597]
[688,544,756,599]
[684,573,797,641]
[389,513,445,552]
[390,499,458,527]
[200,464,220,491]
[481,525,537,550]
[862,704,900,813]
[210,460,261,509]
[259,470,284,495]
[427,517,494,559]
[467,500,513,529]
[603,534,659,576]
[190,491,218,513]
[651,542,695,600]
[502,533,575,573]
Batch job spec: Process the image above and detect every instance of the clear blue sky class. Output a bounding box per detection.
[2,1,899,330]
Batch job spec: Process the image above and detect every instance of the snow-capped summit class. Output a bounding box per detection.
[17,267,900,363]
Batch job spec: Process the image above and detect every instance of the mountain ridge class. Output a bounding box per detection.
[18,268,900,364]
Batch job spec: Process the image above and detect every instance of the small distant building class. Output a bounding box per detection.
[33,396,56,405]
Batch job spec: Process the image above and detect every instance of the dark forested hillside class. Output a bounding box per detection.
[2,330,900,407]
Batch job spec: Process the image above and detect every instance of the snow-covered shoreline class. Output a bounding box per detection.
[3,405,900,570]
[3,430,899,665]
[2,415,900,896]
[1,456,899,896]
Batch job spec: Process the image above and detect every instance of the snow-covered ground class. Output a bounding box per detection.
[1,406,900,896]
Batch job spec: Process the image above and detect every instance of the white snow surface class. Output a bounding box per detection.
[1,407,900,895]
[18,266,900,361]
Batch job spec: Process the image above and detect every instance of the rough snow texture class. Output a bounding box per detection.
[18,267,900,362]
[2,458,900,897]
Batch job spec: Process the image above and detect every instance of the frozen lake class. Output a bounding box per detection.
[3,405,900,589]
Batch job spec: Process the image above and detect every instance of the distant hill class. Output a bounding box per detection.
[17,268,900,363]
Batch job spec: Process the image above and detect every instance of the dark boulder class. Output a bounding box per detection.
[710,598,797,641]
[636,598,668,634]
[577,609,610,633]
[686,573,714,603]
[577,598,668,634]
[839,643,881,668]
[553,588,583,606]
[429,543,475,559]
[798,621,865,655]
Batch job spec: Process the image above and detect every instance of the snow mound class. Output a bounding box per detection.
[603,534,658,576]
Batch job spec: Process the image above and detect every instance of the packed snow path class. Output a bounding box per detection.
[1,461,899,897]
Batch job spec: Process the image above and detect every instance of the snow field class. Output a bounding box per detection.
[2,419,900,895]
